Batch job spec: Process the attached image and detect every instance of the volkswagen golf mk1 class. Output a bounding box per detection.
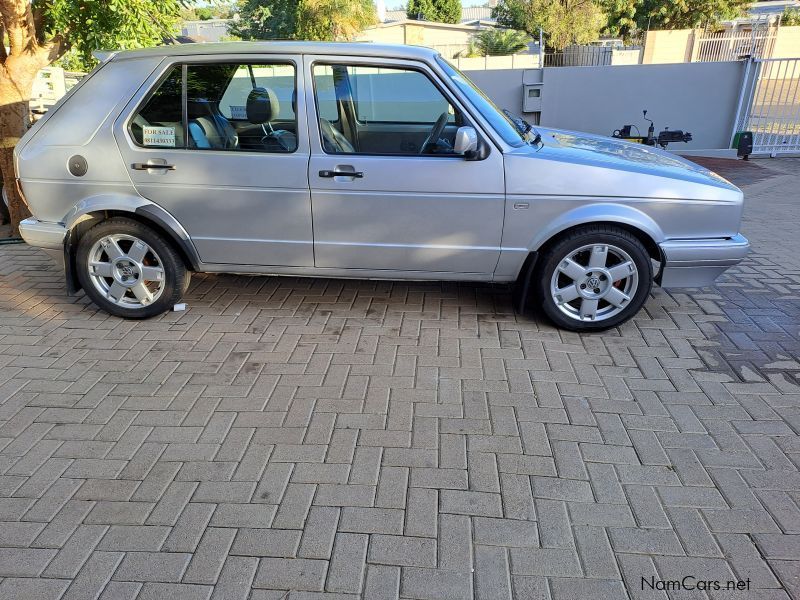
[15,42,750,331]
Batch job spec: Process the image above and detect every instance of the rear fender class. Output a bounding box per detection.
[63,194,201,293]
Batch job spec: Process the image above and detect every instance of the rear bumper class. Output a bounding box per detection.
[19,218,67,268]
[19,218,67,250]
[657,234,750,288]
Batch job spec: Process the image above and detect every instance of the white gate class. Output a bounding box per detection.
[696,22,778,62]
[734,57,800,155]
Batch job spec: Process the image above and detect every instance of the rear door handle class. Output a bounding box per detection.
[132,161,176,171]
[319,169,363,178]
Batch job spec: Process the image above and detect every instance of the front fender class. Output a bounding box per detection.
[527,202,665,251]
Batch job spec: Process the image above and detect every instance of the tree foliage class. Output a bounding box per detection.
[297,0,378,40]
[492,0,606,50]
[494,0,751,47]
[43,0,186,70]
[181,1,236,20]
[466,28,532,56]
[782,7,800,26]
[638,0,748,29]
[0,0,191,233]
[406,0,462,24]
[231,0,377,41]
[601,0,639,39]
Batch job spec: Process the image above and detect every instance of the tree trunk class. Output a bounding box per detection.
[0,63,37,237]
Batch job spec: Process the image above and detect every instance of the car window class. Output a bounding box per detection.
[436,56,524,148]
[130,67,184,148]
[349,66,454,124]
[311,63,462,156]
[312,65,341,123]
[219,64,296,121]
[130,61,298,153]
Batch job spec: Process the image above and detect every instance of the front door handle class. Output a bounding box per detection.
[132,161,176,171]
[319,169,363,178]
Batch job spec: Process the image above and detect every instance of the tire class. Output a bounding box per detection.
[0,186,10,224]
[532,225,653,332]
[76,217,189,319]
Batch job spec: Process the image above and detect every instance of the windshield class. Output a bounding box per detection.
[436,56,525,147]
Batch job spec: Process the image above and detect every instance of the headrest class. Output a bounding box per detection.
[187,99,214,120]
[247,87,279,124]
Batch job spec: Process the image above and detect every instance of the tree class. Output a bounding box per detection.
[297,0,378,40]
[637,0,748,30]
[466,28,532,56]
[492,0,607,50]
[0,0,188,235]
[182,1,237,22]
[195,7,216,20]
[407,0,462,24]
[231,0,376,41]
[230,0,297,40]
[601,0,640,39]
[781,7,800,26]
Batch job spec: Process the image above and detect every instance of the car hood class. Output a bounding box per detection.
[504,126,742,202]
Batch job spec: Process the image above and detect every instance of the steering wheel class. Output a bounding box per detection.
[419,112,450,154]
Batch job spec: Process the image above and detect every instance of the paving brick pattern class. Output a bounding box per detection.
[0,158,798,599]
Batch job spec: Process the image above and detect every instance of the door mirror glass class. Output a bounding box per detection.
[454,126,478,156]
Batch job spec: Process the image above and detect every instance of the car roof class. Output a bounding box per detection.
[109,41,439,62]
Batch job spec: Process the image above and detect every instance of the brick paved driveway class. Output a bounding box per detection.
[0,158,798,600]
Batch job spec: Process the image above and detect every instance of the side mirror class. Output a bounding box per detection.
[454,126,478,158]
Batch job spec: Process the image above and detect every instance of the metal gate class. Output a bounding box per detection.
[696,18,778,63]
[733,57,800,155]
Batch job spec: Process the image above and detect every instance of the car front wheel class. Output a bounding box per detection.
[534,225,653,331]
[76,217,189,318]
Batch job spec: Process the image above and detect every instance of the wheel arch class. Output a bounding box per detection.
[514,211,663,315]
[534,221,663,266]
[527,204,665,261]
[63,194,201,294]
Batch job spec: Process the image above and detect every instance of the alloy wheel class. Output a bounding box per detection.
[549,243,639,322]
[86,234,166,308]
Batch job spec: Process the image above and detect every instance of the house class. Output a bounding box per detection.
[357,19,495,57]
[361,2,503,58]
[383,2,497,25]
[180,19,232,43]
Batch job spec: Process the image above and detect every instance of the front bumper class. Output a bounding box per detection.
[19,218,67,250]
[657,234,750,288]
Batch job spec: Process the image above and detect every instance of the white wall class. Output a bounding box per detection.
[463,69,528,116]
[464,61,746,150]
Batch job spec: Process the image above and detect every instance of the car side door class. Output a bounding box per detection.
[304,55,505,276]
[113,55,313,267]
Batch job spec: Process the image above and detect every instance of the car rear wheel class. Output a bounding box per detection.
[533,225,653,331]
[76,217,189,318]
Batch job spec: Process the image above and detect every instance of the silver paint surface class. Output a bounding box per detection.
[15,41,748,288]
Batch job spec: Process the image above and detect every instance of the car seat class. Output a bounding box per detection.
[246,87,297,153]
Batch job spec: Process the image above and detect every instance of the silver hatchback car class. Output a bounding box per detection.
[16,42,749,331]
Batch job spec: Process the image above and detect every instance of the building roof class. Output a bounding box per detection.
[180,20,232,43]
[108,41,439,62]
[460,7,495,23]
[749,0,800,15]
[363,18,492,33]
[384,9,407,22]
[383,5,496,24]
